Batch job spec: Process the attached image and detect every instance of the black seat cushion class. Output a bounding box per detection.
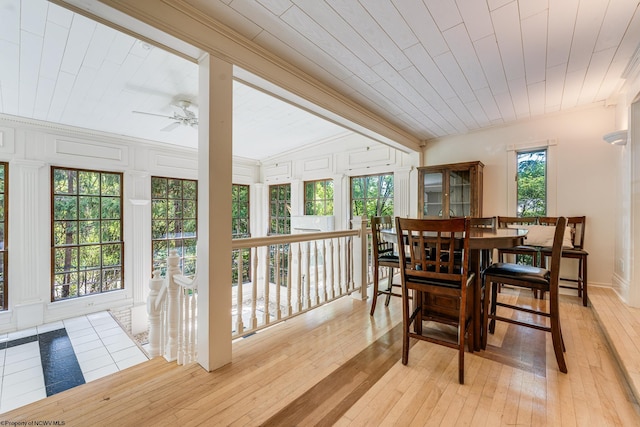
[540,247,588,256]
[378,254,400,263]
[483,262,550,286]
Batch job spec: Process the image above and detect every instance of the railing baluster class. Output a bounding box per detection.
[286,244,292,316]
[236,251,244,335]
[296,243,302,312]
[264,246,271,325]
[251,248,258,330]
[275,246,282,320]
[304,242,311,309]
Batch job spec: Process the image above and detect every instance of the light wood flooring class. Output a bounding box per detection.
[4,285,640,426]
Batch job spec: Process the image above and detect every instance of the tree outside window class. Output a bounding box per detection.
[304,179,334,215]
[232,184,250,284]
[151,176,197,278]
[517,150,547,217]
[350,174,394,221]
[268,184,290,285]
[52,167,123,301]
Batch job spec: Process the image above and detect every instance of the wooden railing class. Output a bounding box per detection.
[146,250,198,364]
[148,217,392,361]
[231,227,362,338]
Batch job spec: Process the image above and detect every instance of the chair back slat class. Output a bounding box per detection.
[396,217,469,285]
[497,216,538,228]
[371,216,394,258]
[470,216,496,229]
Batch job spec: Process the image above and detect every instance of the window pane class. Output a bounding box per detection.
[151,177,197,277]
[517,150,547,216]
[52,167,123,301]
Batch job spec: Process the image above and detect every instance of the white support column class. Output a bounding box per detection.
[126,170,151,335]
[394,166,414,219]
[290,179,303,216]
[197,54,233,371]
[332,174,347,230]
[11,160,46,328]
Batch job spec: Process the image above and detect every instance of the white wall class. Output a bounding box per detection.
[423,105,618,287]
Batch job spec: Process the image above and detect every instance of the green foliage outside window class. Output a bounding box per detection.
[350,174,394,221]
[151,177,197,277]
[52,167,123,301]
[268,184,290,285]
[304,179,334,215]
[517,150,547,217]
[232,184,250,284]
[0,163,6,310]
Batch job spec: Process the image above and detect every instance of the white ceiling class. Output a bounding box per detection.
[2,0,640,160]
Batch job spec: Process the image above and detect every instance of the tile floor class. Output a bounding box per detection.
[0,311,149,413]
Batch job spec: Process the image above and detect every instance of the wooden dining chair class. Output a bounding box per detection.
[496,216,539,265]
[395,217,474,384]
[540,216,588,306]
[483,217,568,373]
[369,216,402,316]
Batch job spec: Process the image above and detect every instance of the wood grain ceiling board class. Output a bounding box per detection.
[491,1,526,81]
[393,0,448,57]
[293,0,383,68]
[474,34,509,95]
[325,0,412,70]
[521,11,547,84]
[443,23,488,91]
[359,0,418,51]
[457,0,494,42]
[424,0,463,32]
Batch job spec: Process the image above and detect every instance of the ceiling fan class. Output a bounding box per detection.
[132,100,198,131]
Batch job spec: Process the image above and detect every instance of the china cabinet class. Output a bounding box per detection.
[418,161,484,218]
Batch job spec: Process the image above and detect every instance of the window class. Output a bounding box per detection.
[52,167,123,301]
[0,162,7,310]
[232,184,250,284]
[304,179,334,215]
[269,184,291,235]
[268,183,290,285]
[151,177,197,277]
[350,173,394,221]
[517,149,547,217]
[232,184,250,238]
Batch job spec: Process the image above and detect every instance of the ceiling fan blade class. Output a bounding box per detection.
[161,121,181,132]
[132,110,175,119]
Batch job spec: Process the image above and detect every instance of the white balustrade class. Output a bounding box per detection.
[147,250,198,365]
[149,219,379,359]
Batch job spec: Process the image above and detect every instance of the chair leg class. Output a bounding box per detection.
[384,267,393,306]
[402,288,412,365]
[482,276,490,349]
[370,265,380,316]
[582,256,588,307]
[489,280,498,334]
[550,293,568,373]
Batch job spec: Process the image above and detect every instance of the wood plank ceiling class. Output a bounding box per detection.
[1,0,640,160]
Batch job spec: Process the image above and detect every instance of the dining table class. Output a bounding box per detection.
[381,225,528,351]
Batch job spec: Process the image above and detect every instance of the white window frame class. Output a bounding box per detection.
[506,139,558,216]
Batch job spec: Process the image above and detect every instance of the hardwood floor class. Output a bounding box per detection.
[5,286,640,426]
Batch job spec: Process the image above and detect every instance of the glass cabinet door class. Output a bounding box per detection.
[422,171,443,217]
[448,169,471,217]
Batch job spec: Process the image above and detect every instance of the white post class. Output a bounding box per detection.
[350,216,369,300]
[146,270,164,357]
[165,250,180,362]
